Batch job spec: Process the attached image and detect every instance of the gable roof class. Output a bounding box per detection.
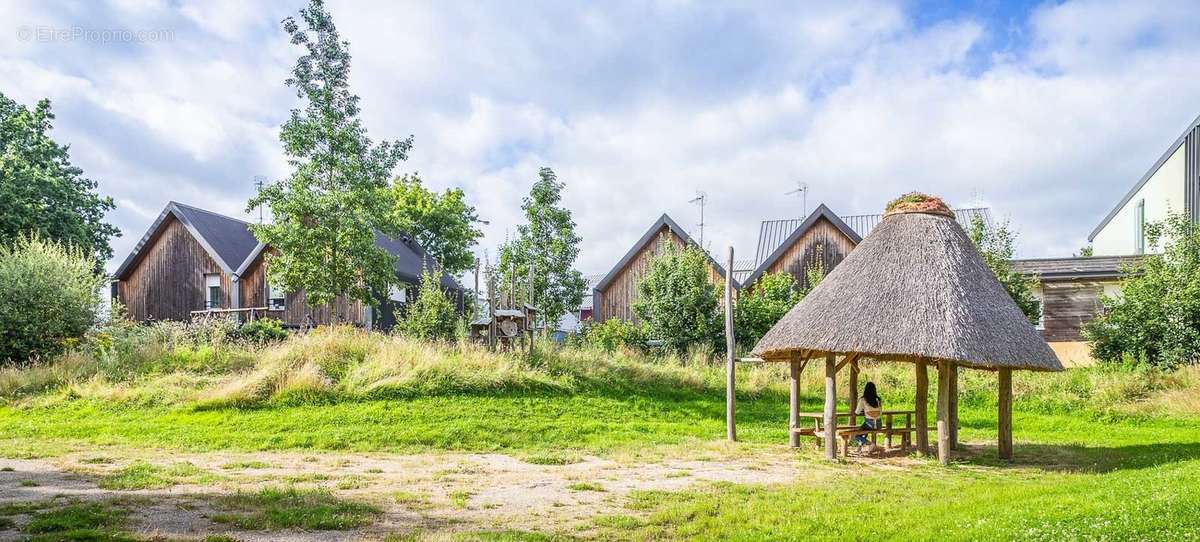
[113,201,258,279]
[753,207,993,268]
[1011,255,1145,281]
[118,202,461,291]
[741,204,862,288]
[1089,113,1200,241]
[594,213,739,293]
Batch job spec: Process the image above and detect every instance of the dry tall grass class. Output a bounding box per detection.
[1,322,1196,419]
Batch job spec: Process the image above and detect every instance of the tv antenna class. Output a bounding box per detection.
[253,175,267,224]
[784,181,809,217]
[689,190,707,248]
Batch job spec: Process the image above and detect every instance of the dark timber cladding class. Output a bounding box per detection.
[593,214,737,323]
[116,214,232,321]
[1091,113,1200,241]
[1012,255,1143,342]
[1189,122,1200,223]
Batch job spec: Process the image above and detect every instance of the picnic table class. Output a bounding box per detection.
[792,410,919,457]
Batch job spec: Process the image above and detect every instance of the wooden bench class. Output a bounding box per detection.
[835,427,918,456]
[796,410,923,457]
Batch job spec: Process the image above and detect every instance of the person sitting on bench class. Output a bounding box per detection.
[853,382,883,451]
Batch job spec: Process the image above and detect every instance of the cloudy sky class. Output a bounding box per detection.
[4,0,1199,276]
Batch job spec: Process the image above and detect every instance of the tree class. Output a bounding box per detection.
[497,168,586,328]
[633,239,722,354]
[1084,212,1200,368]
[0,234,105,365]
[736,271,807,349]
[386,173,482,275]
[0,92,119,263]
[397,268,458,342]
[247,0,412,320]
[968,216,1041,324]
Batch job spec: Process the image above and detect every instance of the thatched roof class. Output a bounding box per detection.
[751,203,1063,372]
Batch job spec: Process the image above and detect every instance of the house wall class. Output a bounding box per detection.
[759,217,856,290]
[1093,143,1187,256]
[1036,279,1116,343]
[237,251,367,327]
[117,215,231,321]
[595,226,724,322]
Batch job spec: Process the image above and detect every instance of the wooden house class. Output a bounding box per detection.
[592,214,738,323]
[740,205,861,291]
[741,204,993,291]
[111,201,461,328]
[1011,255,1143,367]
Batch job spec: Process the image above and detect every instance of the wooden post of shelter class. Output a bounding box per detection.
[823,354,837,461]
[998,368,1013,461]
[915,359,929,455]
[936,360,951,465]
[848,360,859,427]
[788,358,801,448]
[724,247,736,442]
[948,363,959,450]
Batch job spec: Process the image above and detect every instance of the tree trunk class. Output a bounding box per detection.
[915,359,929,455]
[949,363,959,450]
[937,360,951,465]
[824,354,837,461]
[998,368,1013,461]
[789,359,801,448]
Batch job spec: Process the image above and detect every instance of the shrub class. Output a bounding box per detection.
[736,271,805,349]
[1084,212,1200,368]
[581,318,646,352]
[0,234,105,365]
[632,239,721,354]
[238,318,288,345]
[396,269,457,342]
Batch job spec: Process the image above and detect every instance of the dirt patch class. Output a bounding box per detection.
[0,446,837,540]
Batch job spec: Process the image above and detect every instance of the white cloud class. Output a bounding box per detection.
[3,0,1199,276]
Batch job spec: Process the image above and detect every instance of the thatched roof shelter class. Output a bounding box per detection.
[751,193,1062,464]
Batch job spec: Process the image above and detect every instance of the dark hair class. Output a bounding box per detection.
[863,382,880,408]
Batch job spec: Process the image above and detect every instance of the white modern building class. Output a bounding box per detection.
[1090,114,1200,255]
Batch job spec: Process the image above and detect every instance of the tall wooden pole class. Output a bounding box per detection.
[998,368,1013,461]
[824,354,837,461]
[948,363,959,450]
[915,359,929,455]
[789,359,800,448]
[724,247,736,442]
[936,360,951,465]
[473,259,480,315]
[848,361,859,427]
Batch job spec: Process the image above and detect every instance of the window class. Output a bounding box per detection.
[204,274,221,309]
[389,284,408,303]
[268,283,286,311]
[1135,199,1145,254]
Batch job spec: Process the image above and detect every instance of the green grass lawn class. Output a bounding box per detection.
[2,329,1198,540]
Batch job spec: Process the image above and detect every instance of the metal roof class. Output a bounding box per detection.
[1089,113,1200,241]
[593,213,739,293]
[1011,255,1144,281]
[752,207,993,268]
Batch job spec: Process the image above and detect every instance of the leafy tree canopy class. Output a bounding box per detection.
[397,268,458,342]
[968,216,1041,324]
[736,270,814,350]
[1085,212,1200,369]
[386,173,482,275]
[0,92,118,263]
[248,0,412,316]
[633,239,722,354]
[498,168,586,328]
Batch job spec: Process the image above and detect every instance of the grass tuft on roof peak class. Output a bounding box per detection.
[884,192,953,217]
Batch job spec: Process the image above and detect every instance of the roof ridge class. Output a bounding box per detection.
[171,201,252,225]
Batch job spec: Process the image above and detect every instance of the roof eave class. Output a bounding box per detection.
[594,213,740,293]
